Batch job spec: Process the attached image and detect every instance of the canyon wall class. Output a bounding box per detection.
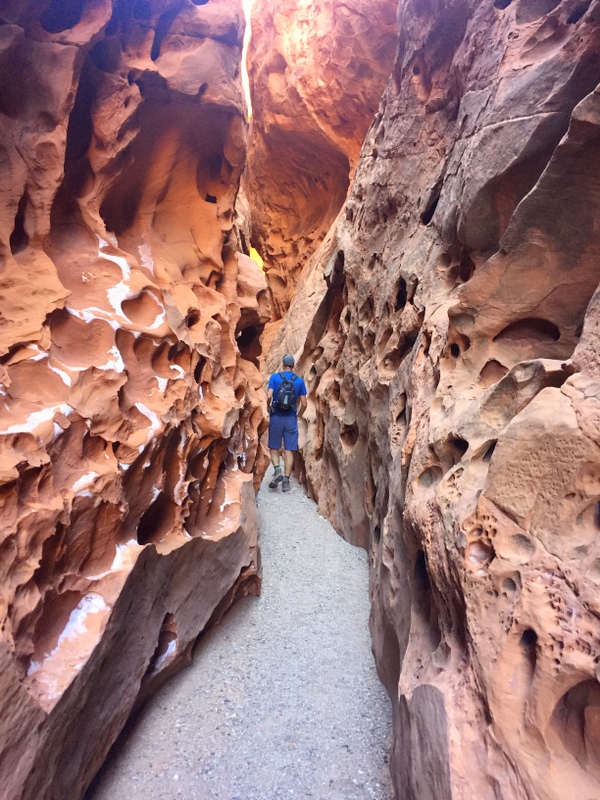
[247,0,398,321]
[268,0,600,797]
[0,1,268,798]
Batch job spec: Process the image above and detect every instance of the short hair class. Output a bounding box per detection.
[282,354,295,367]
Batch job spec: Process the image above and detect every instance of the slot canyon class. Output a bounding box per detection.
[1,0,600,797]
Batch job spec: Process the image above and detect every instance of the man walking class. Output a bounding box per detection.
[267,354,307,492]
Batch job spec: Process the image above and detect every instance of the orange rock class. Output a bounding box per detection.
[270,0,600,796]
[0,0,269,797]
[247,0,398,318]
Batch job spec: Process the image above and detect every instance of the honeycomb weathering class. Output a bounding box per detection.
[269,0,600,796]
[0,0,269,797]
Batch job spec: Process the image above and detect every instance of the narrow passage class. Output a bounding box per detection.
[88,477,393,800]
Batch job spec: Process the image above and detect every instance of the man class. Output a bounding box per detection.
[267,354,307,492]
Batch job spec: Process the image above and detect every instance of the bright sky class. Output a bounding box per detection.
[241,0,253,117]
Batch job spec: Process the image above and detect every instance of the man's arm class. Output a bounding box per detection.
[267,387,273,412]
[297,395,307,417]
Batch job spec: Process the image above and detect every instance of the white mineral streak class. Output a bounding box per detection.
[5,403,72,434]
[27,593,111,710]
[138,238,155,275]
[151,638,177,672]
[135,402,163,441]
[72,471,99,493]
[48,362,73,386]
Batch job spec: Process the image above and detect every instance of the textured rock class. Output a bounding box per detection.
[269,0,600,797]
[247,0,397,320]
[0,1,269,798]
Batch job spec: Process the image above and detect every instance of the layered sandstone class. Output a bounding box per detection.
[247,0,398,320]
[0,1,269,798]
[269,0,600,796]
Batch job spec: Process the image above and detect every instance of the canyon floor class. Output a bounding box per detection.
[87,475,393,800]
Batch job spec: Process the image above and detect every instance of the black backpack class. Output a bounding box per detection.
[274,372,297,413]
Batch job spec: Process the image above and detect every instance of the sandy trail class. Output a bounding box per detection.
[88,475,393,800]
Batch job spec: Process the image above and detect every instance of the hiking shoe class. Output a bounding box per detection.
[269,469,283,489]
[282,477,291,492]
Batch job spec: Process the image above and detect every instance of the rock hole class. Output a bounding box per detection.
[450,343,460,357]
[421,191,440,225]
[567,1,591,23]
[493,318,560,343]
[520,627,537,645]
[340,422,359,451]
[151,5,180,61]
[89,39,122,73]
[414,550,442,650]
[10,193,29,254]
[551,679,600,769]
[193,357,205,383]
[40,0,84,32]
[479,359,509,388]
[137,493,176,545]
[359,296,374,322]
[418,466,443,488]
[395,395,407,424]
[145,613,178,676]
[448,437,469,463]
[237,324,261,365]
[494,0,513,7]
[133,0,152,19]
[458,249,475,282]
[185,309,201,327]
[503,577,518,593]
[483,441,497,462]
[205,193,217,204]
[519,627,538,672]
[511,533,535,557]
[466,539,495,566]
[395,277,407,311]
[373,526,381,545]
[192,0,210,4]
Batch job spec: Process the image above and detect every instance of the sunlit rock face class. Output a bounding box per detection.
[0,1,269,797]
[247,0,397,321]
[271,0,600,796]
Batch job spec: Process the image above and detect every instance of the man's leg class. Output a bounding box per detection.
[268,417,284,488]
[283,449,294,477]
[268,448,283,488]
[281,417,299,493]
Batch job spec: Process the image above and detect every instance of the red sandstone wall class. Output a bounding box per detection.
[0,2,269,797]
[247,0,398,321]
[270,0,600,796]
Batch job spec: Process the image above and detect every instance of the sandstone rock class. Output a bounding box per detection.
[247,0,397,318]
[0,1,268,797]
[269,0,600,796]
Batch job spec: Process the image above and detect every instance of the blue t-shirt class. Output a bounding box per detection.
[268,371,307,415]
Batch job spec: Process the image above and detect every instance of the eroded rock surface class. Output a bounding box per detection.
[247,0,397,320]
[0,1,268,798]
[269,1,600,797]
